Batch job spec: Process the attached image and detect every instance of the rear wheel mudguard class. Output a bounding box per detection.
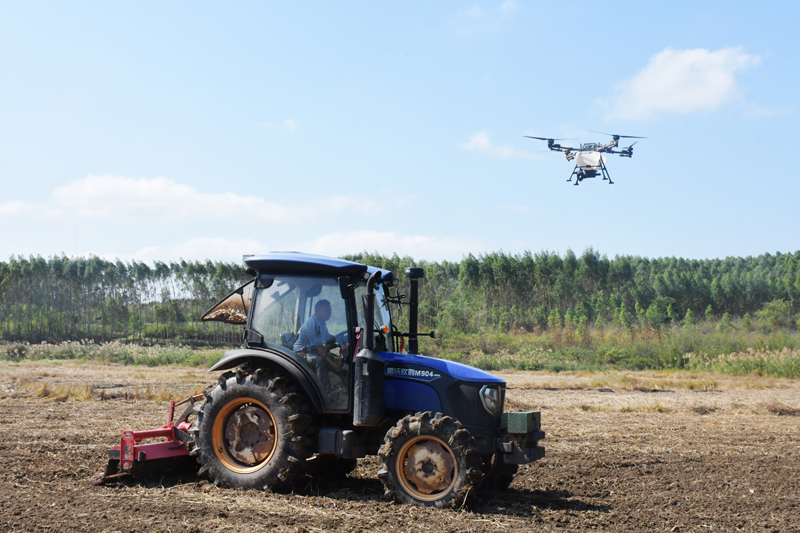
[210,347,325,413]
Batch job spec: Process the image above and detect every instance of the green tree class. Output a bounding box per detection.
[716,312,733,332]
[619,303,631,330]
[646,303,665,328]
[547,308,562,331]
[635,301,646,326]
[756,299,793,331]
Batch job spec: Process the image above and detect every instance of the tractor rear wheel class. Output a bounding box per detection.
[192,367,313,491]
[378,412,483,508]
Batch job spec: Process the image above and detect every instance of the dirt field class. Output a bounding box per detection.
[1,362,799,532]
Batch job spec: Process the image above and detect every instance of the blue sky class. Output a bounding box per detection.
[1,1,798,263]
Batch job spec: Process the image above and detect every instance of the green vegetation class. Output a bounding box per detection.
[2,250,799,378]
[416,323,800,378]
[0,340,224,367]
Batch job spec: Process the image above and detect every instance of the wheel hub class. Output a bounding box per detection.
[224,405,276,465]
[400,437,456,496]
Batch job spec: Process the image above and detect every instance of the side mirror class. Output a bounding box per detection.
[245,329,264,345]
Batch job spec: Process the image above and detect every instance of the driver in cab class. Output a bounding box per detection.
[293,300,344,386]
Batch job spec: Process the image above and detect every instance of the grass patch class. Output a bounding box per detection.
[0,340,225,367]
[685,347,800,378]
[764,402,800,416]
[3,327,800,381]
[2,375,196,402]
[424,326,800,378]
[32,382,95,401]
[691,405,717,415]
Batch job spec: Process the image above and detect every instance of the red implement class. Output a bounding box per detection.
[93,393,204,484]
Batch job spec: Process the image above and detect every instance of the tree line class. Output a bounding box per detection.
[346,249,800,335]
[1,249,798,345]
[0,255,249,344]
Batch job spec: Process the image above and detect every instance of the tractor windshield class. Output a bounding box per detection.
[249,275,350,411]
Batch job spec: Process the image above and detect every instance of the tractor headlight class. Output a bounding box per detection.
[479,385,503,418]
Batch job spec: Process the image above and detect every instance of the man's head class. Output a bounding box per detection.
[314,299,332,322]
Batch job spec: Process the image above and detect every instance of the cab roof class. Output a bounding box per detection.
[245,252,373,278]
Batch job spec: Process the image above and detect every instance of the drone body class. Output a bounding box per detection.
[524,131,645,185]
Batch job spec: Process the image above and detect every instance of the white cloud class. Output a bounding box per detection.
[51,175,291,222]
[453,2,518,35]
[96,237,267,264]
[91,231,487,264]
[46,175,379,223]
[602,47,761,120]
[500,0,519,12]
[461,130,537,160]
[282,119,298,132]
[0,201,51,218]
[459,6,484,18]
[296,231,487,262]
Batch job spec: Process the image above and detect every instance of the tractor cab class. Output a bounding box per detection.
[202,253,393,412]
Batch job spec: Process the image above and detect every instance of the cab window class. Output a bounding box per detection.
[249,275,350,411]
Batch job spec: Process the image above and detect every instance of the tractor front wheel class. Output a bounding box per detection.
[378,412,483,508]
[192,367,313,491]
[481,453,519,492]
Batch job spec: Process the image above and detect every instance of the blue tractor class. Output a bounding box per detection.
[98,252,544,508]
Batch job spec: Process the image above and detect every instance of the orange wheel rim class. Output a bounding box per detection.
[396,435,458,501]
[211,397,277,474]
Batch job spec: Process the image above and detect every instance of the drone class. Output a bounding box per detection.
[524,131,646,185]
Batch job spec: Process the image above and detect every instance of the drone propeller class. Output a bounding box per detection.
[618,142,638,156]
[587,130,647,139]
[523,136,571,141]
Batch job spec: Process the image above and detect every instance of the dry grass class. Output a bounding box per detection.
[763,402,800,416]
[499,368,799,391]
[32,381,95,401]
[0,360,210,402]
[2,361,799,422]
[5,377,193,402]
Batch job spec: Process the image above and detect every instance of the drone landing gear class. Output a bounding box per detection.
[600,158,614,184]
[568,163,581,185]
[568,159,615,186]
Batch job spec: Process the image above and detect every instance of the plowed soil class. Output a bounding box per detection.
[1,362,799,532]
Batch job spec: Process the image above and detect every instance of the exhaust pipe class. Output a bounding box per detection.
[354,270,385,426]
[404,267,425,355]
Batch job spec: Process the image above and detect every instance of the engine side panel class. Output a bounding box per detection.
[384,379,442,413]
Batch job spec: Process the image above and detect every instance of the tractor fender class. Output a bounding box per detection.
[209,347,325,413]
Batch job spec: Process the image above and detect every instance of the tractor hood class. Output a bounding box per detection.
[379,351,505,384]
